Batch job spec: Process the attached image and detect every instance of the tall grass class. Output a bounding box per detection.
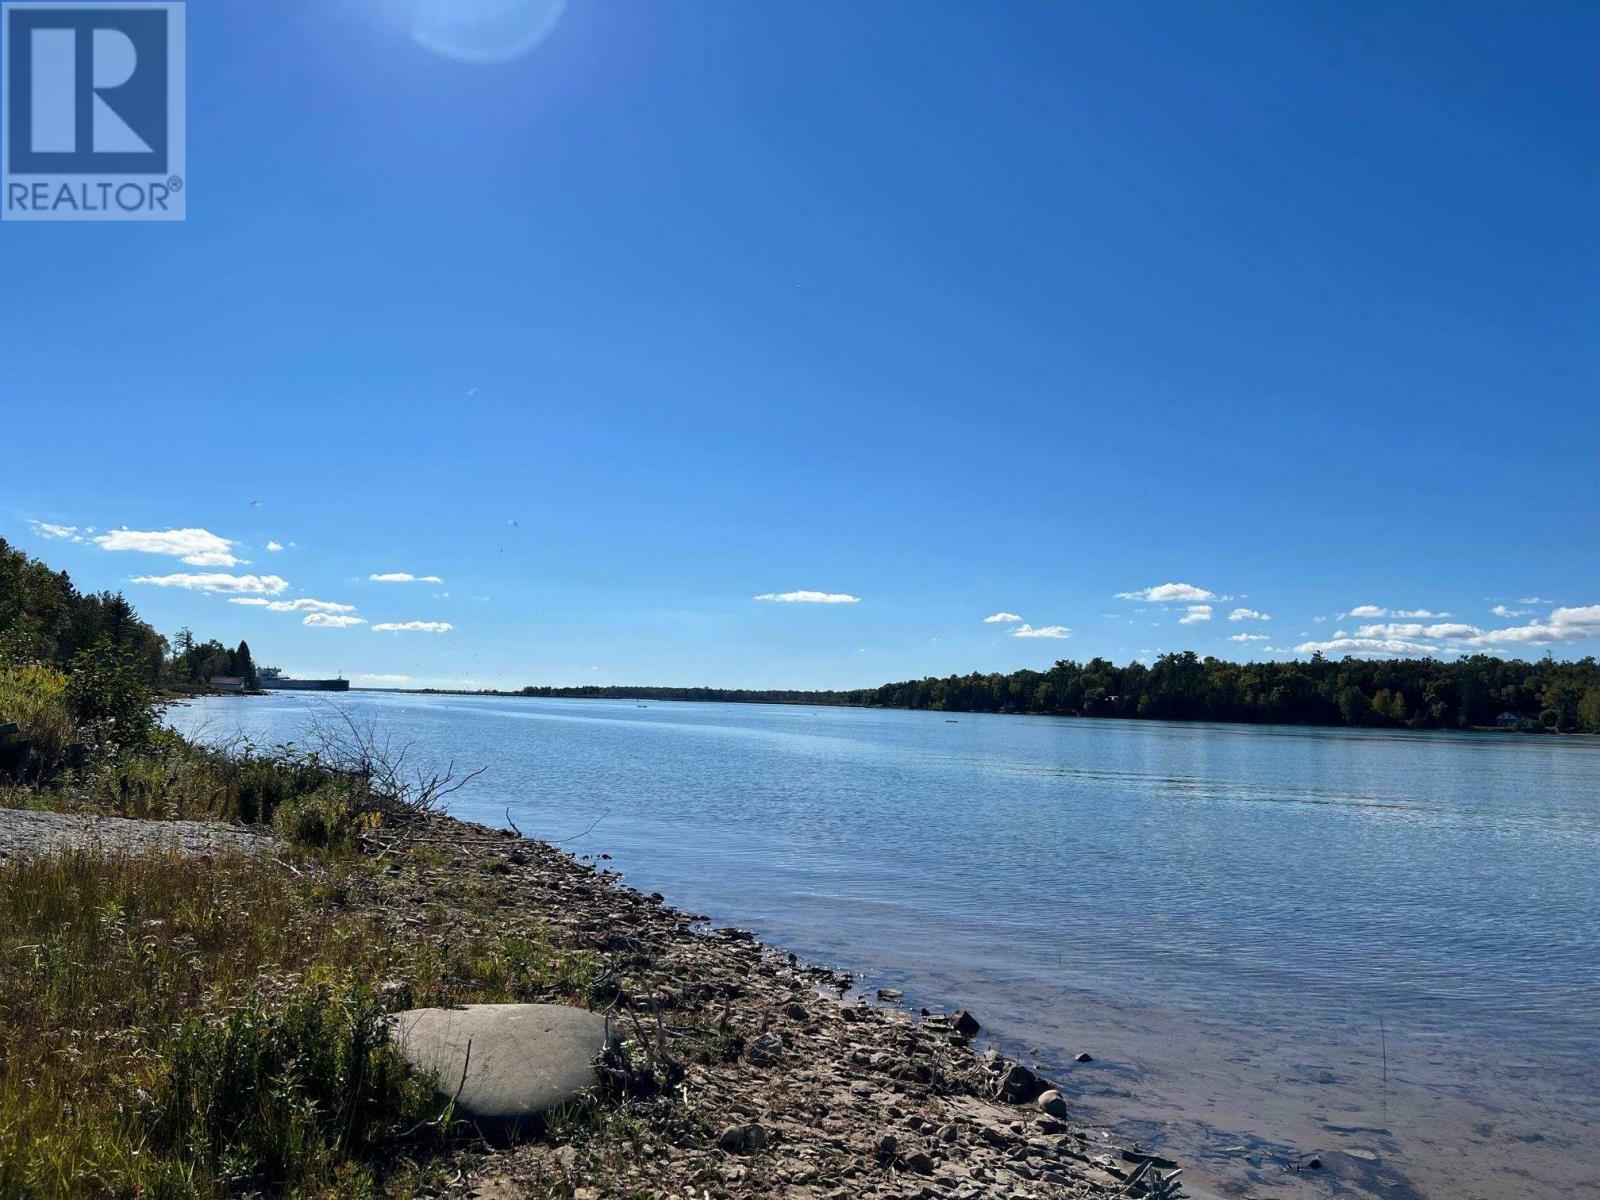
[0,848,611,1198]
[0,850,432,1198]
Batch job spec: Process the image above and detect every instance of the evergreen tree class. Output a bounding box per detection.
[235,640,259,690]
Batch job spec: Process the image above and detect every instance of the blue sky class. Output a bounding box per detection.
[3,0,1597,689]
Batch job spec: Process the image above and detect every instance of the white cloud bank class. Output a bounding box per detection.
[1228,608,1270,622]
[753,591,860,604]
[1013,624,1071,639]
[1228,633,1269,643]
[131,573,289,595]
[372,620,454,633]
[1295,605,1600,657]
[1178,605,1213,624]
[370,572,444,583]
[229,597,356,614]
[303,613,367,628]
[95,527,243,568]
[1116,582,1216,603]
[265,541,285,552]
[983,612,1024,623]
[1471,605,1600,647]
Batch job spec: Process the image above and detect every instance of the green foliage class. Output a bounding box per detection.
[0,660,77,775]
[65,639,157,753]
[235,639,260,691]
[0,538,264,694]
[272,784,364,853]
[519,651,1600,734]
[0,537,165,682]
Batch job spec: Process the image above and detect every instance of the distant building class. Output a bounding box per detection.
[211,676,245,693]
[1495,711,1521,728]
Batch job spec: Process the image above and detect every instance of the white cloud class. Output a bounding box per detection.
[1294,636,1444,658]
[1490,604,1529,619]
[1228,608,1270,621]
[753,591,860,604]
[1116,582,1216,603]
[1354,622,1480,641]
[29,520,80,540]
[1469,605,1600,647]
[1292,606,1600,657]
[265,540,285,552]
[130,573,289,595]
[1013,624,1071,639]
[228,597,357,614]
[370,572,444,583]
[1343,605,1450,619]
[983,612,1024,624]
[1518,597,1551,605]
[1228,633,1269,643]
[1178,604,1213,624]
[302,613,367,628]
[372,620,454,633]
[358,673,411,685]
[94,527,243,568]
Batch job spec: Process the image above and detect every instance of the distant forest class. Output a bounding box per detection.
[513,651,1600,734]
[0,537,258,690]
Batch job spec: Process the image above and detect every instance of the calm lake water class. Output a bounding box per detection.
[168,692,1600,1200]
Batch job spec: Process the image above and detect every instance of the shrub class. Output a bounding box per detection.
[0,660,77,776]
[65,640,156,755]
[272,784,366,853]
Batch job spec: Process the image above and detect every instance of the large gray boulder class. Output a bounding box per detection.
[389,1003,615,1137]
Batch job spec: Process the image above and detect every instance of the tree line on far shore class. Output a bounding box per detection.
[0,536,257,692]
[516,650,1600,734]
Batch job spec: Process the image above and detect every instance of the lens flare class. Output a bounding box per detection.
[411,0,567,65]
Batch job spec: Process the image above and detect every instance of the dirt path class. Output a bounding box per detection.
[0,806,273,862]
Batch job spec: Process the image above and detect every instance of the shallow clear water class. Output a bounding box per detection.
[169,692,1600,1199]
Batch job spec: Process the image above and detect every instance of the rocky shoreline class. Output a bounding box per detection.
[360,812,1171,1199]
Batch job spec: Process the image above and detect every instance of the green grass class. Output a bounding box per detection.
[0,844,606,1199]
[0,850,422,1198]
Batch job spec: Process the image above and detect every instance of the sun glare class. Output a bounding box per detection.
[411,0,567,65]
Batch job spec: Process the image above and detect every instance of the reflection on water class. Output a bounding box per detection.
[169,693,1600,1200]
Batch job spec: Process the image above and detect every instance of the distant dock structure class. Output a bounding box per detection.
[258,667,350,692]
